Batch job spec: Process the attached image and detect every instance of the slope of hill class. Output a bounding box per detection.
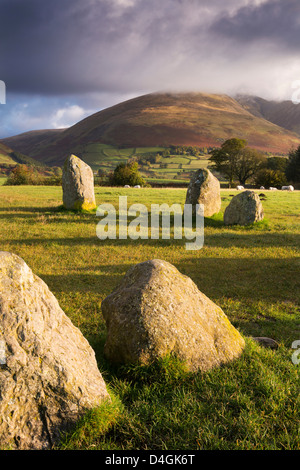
[0,142,19,165]
[2,92,300,167]
[0,129,66,160]
[236,94,300,135]
[0,141,47,170]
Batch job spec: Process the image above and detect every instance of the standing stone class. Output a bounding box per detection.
[224,190,264,225]
[185,168,221,217]
[62,154,96,211]
[101,259,245,372]
[0,251,110,450]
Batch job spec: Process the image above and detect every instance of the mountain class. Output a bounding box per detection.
[0,129,66,165]
[236,94,300,135]
[2,92,300,167]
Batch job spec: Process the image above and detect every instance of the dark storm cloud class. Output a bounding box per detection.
[211,0,300,50]
[1,0,282,96]
[1,0,300,137]
[1,0,113,93]
[2,0,192,94]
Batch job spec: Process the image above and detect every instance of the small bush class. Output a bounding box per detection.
[4,165,63,186]
[4,164,43,185]
[41,176,62,186]
[109,162,145,187]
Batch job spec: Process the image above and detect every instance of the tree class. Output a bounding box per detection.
[254,156,288,188]
[109,161,145,186]
[267,156,288,173]
[234,147,267,185]
[255,168,287,189]
[209,138,266,186]
[209,139,246,186]
[97,168,106,177]
[4,164,42,185]
[286,145,300,183]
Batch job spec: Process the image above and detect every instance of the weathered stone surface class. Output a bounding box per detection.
[224,190,264,225]
[101,259,245,372]
[185,168,221,217]
[62,154,96,211]
[0,252,110,450]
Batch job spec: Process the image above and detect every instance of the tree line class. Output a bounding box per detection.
[209,138,300,187]
[3,140,300,188]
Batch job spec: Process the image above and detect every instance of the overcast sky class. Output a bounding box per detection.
[1,0,300,138]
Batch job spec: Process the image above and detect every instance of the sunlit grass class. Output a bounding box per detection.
[0,185,299,450]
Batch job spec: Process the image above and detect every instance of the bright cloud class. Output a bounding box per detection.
[50,105,89,128]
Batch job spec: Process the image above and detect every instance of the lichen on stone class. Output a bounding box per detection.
[62,154,96,211]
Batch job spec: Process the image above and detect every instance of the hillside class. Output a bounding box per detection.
[236,94,300,135]
[0,129,65,160]
[2,92,300,167]
[0,141,48,178]
[0,142,19,165]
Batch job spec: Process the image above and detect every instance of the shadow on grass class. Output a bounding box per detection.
[39,256,300,304]
[40,257,300,301]
[0,204,93,213]
[0,206,62,213]
[177,256,300,303]
[204,231,300,248]
[40,267,128,296]
[203,213,224,227]
[4,229,300,248]
[1,236,189,249]
[0,205,275,234]
[34,251,300,353]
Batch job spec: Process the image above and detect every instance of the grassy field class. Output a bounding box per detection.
[81,143,211,181]
[0,185,299,450]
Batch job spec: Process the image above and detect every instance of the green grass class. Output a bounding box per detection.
[80,144,211,181]
[0,186,299,450]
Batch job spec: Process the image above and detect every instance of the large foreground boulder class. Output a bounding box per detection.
[224,190,264,225]
[101,259,245,372]
[62,154,96,211]
[185,168,221,217]
[0,252,110,450]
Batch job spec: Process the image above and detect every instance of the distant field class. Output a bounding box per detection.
[81,143,212,181]
[0,185,299,450]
